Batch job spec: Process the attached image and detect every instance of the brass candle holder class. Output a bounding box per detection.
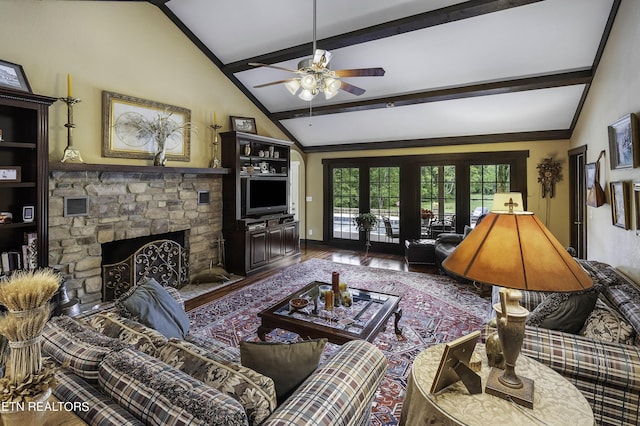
[59,96,84,163]
[209,123,222,168]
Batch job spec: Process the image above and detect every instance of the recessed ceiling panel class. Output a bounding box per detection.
[281,85,586,147]
[236,0,612,112]
[163,0,617,148]
[167,0,463,63]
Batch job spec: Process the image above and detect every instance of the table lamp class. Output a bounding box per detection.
[442,196,592,408]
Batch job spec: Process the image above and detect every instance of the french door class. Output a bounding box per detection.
[569,146,587,258]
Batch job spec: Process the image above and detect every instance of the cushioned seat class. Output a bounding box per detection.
[404,239,436,265]
[434,233,464,272]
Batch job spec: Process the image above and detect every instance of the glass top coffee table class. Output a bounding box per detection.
[257,281,403,345]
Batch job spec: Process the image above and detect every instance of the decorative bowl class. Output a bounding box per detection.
[289,298,309,310]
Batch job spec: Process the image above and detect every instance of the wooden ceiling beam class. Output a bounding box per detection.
[303,130,571,153]
[271,69,593,121]
[223,0,544,74]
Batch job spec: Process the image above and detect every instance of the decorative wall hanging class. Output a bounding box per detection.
[610,181,629,229]
[634,183,640,235]
[586,150,606,208]
[608,113,639,169]
[102,91,191,164]
[536,157,562,198]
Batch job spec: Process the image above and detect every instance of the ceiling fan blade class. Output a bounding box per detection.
[248,63,299,73]
[340,81,366,96]
[334,67,386,77]
[313,49,332,67]
[254,79,297,89]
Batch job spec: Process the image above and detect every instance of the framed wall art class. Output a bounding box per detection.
[0,166,21,182]
[585,163,596,189]
[610,181,630,229]
[634,183,640,235]
[102,91,191,162]
[0,59,31,93]
[608,113,639,169]
[230,116,257,134]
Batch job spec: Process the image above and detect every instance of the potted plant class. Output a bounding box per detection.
[353,213,378,257]
[353,213,378,231]
[420,208,434,225]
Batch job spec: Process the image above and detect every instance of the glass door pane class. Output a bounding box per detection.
[369,167,400,243]
[469,163,510,226]
[332,167,359,240]
[420,165,456,238]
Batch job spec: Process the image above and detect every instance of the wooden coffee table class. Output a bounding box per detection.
[257,281,402,345]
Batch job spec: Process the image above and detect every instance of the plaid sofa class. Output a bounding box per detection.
[42,292,388,426]
[486,260,640,426]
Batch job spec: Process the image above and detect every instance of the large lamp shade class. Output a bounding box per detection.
[442,211,592,292]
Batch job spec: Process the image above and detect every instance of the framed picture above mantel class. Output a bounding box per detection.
[102,91,191,162]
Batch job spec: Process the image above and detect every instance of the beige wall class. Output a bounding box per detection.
[570,0,640,281]
[0,1,289,166]
[7,1,635,278]
[304,140,572,245]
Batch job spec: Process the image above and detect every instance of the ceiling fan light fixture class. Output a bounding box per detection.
[285,79,301,95]
[298,89,315,101]
[300,74,318,91]
[324,77,340,99]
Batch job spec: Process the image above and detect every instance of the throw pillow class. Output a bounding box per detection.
[581,306,636,345]
[99,347,247,425]
[42,316,130,383]
[158,339,276,425]
[526,288,599,334]
[116,277,190,339]
[240,338,327,403]
[86,311,169,356]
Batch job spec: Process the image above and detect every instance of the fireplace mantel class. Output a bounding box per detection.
[49,162,231,175]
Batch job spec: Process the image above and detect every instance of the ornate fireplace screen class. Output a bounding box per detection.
[102,239,189,301]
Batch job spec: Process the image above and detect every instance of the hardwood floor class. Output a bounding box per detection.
[184,243,440,311]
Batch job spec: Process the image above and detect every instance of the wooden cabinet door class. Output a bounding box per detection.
[268,227,284,261]
[283,223,299,255]
[249,230,268,269]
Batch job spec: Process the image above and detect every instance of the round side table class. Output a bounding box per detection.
[400,343,593,426]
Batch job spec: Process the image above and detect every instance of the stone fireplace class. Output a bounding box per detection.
[48,168,223,309]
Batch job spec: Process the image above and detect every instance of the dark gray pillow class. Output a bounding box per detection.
[118,277,190,339]
[526,289,599,334]
[239,339,327,404]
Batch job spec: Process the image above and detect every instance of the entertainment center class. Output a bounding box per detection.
[221,131,299,275]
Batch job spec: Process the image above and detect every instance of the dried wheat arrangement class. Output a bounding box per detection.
[0,269,60,403]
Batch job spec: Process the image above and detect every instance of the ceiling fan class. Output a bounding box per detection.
[249,0,385,101]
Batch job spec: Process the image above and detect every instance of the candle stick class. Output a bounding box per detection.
[213,112,217,125]
[67,74,73,98]
[209,121,223,168]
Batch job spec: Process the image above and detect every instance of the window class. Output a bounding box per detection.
[323,151,527,249]
[332,167,359,240]
[369,167,400,242]
[469,163,510,225]
[420,165,456,238]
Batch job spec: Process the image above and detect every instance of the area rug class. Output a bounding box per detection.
[187,258,493,425]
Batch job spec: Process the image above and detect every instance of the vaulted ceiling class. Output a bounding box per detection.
[152,0,620,152]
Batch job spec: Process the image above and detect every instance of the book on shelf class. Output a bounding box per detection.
[0,232,38,276]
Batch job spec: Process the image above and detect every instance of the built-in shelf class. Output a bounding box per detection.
[49,162,231,175]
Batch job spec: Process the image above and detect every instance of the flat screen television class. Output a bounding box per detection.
[245,177,288,217]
